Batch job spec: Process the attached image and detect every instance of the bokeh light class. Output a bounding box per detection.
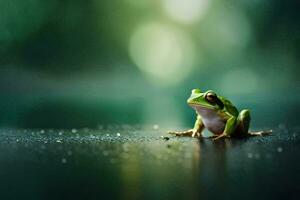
[162,0,210,24]
[0,0,299,128]
[199,10,252,54]
[129,23,197,85]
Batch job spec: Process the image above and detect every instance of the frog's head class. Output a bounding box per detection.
[187,89,224,110]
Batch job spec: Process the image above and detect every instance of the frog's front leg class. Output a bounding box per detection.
[169,115,204,138]
[213,115,237,140]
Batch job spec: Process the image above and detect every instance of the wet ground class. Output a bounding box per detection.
[0,125,299,200]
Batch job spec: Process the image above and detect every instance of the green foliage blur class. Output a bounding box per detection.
[0,0,299,128]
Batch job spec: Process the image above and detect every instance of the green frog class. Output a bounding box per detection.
[169,89,272,140]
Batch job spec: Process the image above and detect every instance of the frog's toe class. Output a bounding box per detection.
[248,130,272,136]
[249,131,263,136]
[212,133,229,141]
[206,134,219,139]
[191,131,202,138]
[191,131,197,137]
[168,129,193,137]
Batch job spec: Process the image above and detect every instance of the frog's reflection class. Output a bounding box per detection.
[191,137,248,199]
[118,136,249,200]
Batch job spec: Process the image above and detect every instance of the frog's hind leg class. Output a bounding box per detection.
[236,109,251,136]
[237,109,272,136]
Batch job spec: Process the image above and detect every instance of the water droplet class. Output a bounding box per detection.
[40,130,45,134]
[106,134,110,137]
[58,132,63,136]
[56,139,62,143]
[67,150,73,156]
[117,133,121,137]
[71,129,77,133]
[161,136,170,141]
[277,147,283,153]
[90,134,95,139]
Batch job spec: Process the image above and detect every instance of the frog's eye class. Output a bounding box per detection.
[205,92,217,103]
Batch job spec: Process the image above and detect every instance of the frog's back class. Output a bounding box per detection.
[218,96,239,117]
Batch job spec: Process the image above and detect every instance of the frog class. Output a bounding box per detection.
[169,89,272,140]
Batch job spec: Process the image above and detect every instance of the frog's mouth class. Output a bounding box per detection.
[187,95,217,109]
[188,103,216,110]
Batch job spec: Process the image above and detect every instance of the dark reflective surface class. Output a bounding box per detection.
[1,1,299,199]
[0,125,299,200]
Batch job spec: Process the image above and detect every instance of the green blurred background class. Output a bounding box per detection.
[0,0,299,128]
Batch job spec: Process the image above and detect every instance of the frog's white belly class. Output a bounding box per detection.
[195,106,226,134]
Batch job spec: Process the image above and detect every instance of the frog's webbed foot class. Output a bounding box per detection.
[212,133,230,141]
[248,130,273,136]
[168,129,193,137]
[168,129,201,138]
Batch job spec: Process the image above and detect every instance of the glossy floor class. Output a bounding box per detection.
[0,125,299,200]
